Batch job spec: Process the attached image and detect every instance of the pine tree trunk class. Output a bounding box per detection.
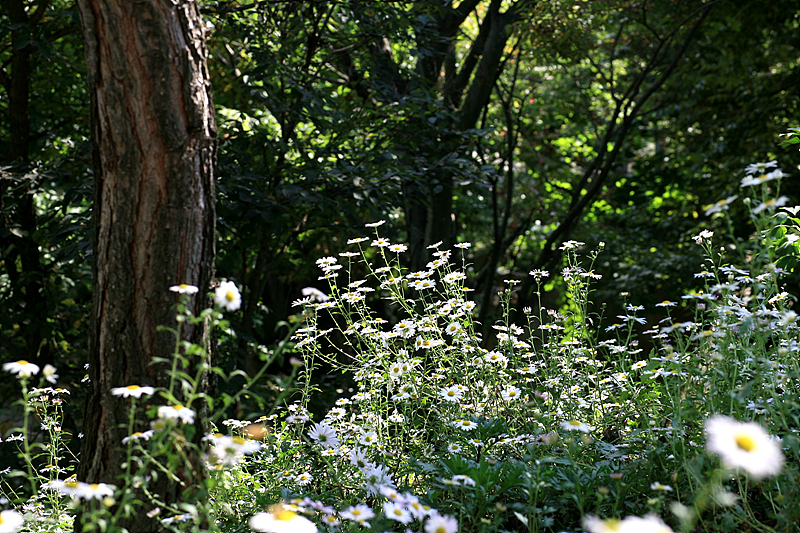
[75,0,216,530]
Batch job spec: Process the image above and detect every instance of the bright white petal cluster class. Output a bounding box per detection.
[301,287,328,302]
[169,284,199,294]
[340,504,375,524]
[308,422,340,449]
[0,509,24,533]
[40,364,58,384]
[111,385,155,398]
[705,415,784,479]
[158,404,196,424]
[3,360,40,377]
[44,480,116,501]
[584,514,673,533]
[383,501,412,524]
[424,513,458,533]
[214,281,242,311]
[122,430,154,444]
[207,434,261,467]
[561,420,593,433]
[752,195,789,215]
[704,195,738,216]
[250,504,317,533]
[501,386,521,402]
[740,167,784,187]
[744,160,777,175]
[439,386,464,403]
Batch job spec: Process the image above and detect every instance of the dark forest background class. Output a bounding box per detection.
[2,0,799,430]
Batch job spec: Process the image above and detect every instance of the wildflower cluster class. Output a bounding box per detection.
[1,159,798,533]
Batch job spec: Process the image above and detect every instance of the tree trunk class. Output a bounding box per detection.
[75,0,216,531]
[404,0,514,268]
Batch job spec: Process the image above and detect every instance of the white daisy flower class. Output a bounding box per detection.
[122,430,154,444]
[452,419,477,431]
[704,195,738,216]
[42,364,59,384]
[250,504,317,533]
[501,386,521,401]
[425,513,458,533]
[383,501,412,524]
[214,281,241,311]
[169,284,198,294]
[157,405,195,424]
[301,287,328,302]
[705,415,784,479]
[341,504,375,523]
[0,509,24,533]
[744,160,777,175]
[44,479,82,497]
[320,514,339,527]
[752,196,789,215]
[207,434,260,466]
[295,472,313,485]
[484,351,507,364]
[3,360,40,377]
[444,322,461,335]
[111,385,155,398]
[560,420,593,433]
[315,256,337,266]
[359,432,379,446]
[388,362,405,379]
[439,385,463,403]
[451,474,476,487]
[76,482,115,501]
[584,514,674,533]
[308,422,340,449]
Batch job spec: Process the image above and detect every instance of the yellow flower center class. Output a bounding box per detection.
[225,290,235,302]
[179,284,189,289]
[126,385,140,391]
[65,480,79,489]
[270,504,297,521]
[173,405,184,410]
[735,433,756,452]
[17,360,29,365]
[91,484,100,489]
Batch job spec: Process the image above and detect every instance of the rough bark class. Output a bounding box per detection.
[75,0,216,530]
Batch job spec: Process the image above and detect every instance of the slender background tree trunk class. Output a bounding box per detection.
[75,0,216,530]
[1,0,50,365]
